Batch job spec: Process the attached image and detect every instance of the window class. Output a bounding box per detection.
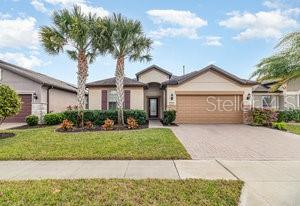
[262,95,272,108]
[108,90,117,110]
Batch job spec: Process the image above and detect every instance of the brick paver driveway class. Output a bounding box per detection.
[171,124,300,160]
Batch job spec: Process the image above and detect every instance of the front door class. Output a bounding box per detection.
[149,98,158,118]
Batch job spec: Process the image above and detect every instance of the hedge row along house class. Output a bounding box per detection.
[1,60,300,124]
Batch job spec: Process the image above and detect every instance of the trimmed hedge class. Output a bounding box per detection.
[26,115,39,126]
[44,113,64,125]
[163,110,176,125]
[124,110,147,125]
[61,110,146,126]
[277,109,300,122]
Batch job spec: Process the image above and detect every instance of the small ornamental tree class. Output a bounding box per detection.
[0,84,21,125]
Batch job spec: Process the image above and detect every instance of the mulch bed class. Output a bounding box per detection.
[160,121,179,127]
[56,124,149,133]
[0,133,16,139]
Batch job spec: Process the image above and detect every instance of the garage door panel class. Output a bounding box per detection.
[5,94,32,123]
[176,95,243,124]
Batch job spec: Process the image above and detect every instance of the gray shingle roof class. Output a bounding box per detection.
[86,77,145,87]
[136,64,172,78]
[162,64,257,86]
[252,84,282,93]
[0,60,77,93]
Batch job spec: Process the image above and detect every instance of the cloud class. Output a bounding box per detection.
[31,0,48,13]
[263,0,286,9]
[147,9,207,39]
[0,52,44,69]
[219,10,298,40]
[0,17,39,48]
[0,12,11,19]
[204,36,222,46]
[44,0,109,17]
[45,0,85,5]
[76,3,109,17]
[149,28,200,39]
[153,40,163,47]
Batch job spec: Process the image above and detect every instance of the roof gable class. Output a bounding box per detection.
[0,60,77,93]
[136,65,172,79]
[162,64,257,86]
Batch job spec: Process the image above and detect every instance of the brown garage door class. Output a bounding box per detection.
[176,95,243,124]
[5,94,32,123]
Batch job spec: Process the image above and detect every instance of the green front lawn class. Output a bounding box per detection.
[286,124,300,135]
[0,179,243,206]
[0,127,190,160]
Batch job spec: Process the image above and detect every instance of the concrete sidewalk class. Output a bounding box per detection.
[1,160,300,205]
[0,160,235,180]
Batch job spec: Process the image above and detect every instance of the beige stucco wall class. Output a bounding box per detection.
[49,88,77,112]
[138,69,170,84]
[88,86,144,110]
[166,70,253,109]
[0,68,43,104]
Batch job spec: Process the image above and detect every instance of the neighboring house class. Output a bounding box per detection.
[87,64,257,124]
[253,78,300,110]
[0,60,78,122]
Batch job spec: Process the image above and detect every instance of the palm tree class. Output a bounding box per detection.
[251,31,300,91]
[40,6,110,126]
[108,14,152,125]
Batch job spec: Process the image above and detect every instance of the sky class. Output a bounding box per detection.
[0,0,299,85]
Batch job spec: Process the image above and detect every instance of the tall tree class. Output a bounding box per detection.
[108,14,152,125]
[251,31,300,91]
[40,6,110,124]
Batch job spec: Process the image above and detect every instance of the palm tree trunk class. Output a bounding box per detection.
[115,56,125,125]
[77,50,88,127]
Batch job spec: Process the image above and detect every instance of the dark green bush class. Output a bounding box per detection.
[44,113,64,125]
[162,110,176,125]
[63,110,79,124]
[62,110,117,126]
[124,110,147,125]
[277,109,300,122]
[272,122,287,131]
[248,108,277,126]
[94,110,118,126]
[61,109,148,126]
[25,115,39,126]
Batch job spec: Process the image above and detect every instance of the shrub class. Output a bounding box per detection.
[248,108,277,126]
[63,110,118,126]
[63,110,79,125]
[278,109,300,122]
[0,84,21,125]
[25,115,39,126]
[162,110,176,125]
[124,110,147,125]
[59,119,74,131]
[272,122,287,131]
[127,117,139,129]
[84,121,94,129]
[44,113,64,125]
[101,119,114,130]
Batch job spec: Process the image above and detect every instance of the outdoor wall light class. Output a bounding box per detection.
[246,93,251,100]
[33,93,38,100]
[170,93,174,101]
